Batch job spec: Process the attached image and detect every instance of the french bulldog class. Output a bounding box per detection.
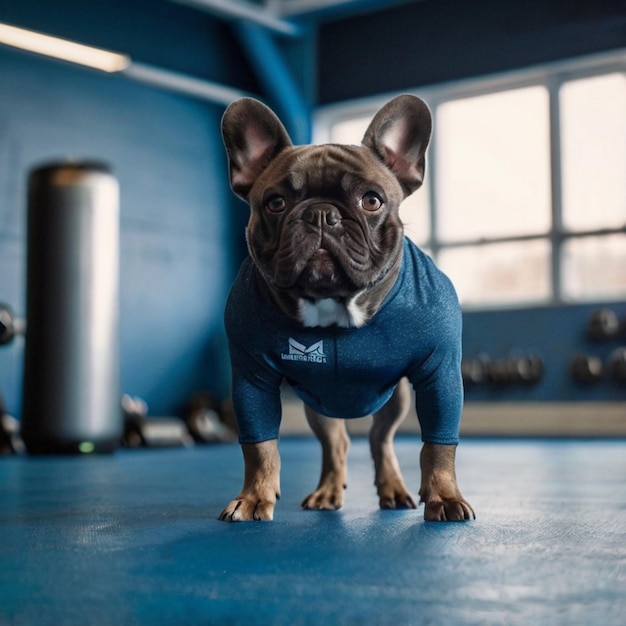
[219,95,474,522]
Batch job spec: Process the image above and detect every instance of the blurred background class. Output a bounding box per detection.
[0,0,624,444]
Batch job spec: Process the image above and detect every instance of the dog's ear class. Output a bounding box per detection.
[362,95,432,196]
[221,98,293,200]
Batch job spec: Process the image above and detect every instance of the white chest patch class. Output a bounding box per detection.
[298,296,367,328]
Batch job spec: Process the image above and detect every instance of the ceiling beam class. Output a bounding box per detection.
[169,0,301,37]
[123,62,254,105]
[271,0,419,19]
[232,21,311,143]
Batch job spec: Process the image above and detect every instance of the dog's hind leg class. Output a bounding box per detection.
[369,378,417,509]
[301,407,350,510]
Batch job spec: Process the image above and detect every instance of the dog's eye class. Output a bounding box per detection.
[264,195,286,213]
[360,191,383,212]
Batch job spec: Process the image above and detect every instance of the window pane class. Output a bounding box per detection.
[560,73,626,232]
[438,240,551,307]
[329,115,431,246]
[561,234,626,301]
[329,116,370,144]
[398,178,430,246]
[436,87,551,241]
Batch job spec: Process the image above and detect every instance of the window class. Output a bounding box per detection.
[561,234,626,301]
[315,51,626,309]
[439,239,552,307]
[435,87,551,242]
[558,72,626,302]
[560,73,626,232]
[434,87,551,305]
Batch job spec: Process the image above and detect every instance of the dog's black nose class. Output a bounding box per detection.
[303,205,341,227]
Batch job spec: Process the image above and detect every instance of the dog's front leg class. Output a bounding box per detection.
[219,440,281,521]
[419,443,475,521]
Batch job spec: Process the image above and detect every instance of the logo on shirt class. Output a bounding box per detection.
[281,338,327,364]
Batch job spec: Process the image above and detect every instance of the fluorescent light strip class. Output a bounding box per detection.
[0,22,130,72]
[0,21,253,105]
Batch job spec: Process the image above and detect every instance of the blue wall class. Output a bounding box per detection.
[0,2,256,418]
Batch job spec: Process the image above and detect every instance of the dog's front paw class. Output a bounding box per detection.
[421,496,475,522]
[219,440,280,522]
[419,477,475,521]
[219,492,277,522]
[419,443,475,522]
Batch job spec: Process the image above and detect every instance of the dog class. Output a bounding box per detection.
[219,95,474,522]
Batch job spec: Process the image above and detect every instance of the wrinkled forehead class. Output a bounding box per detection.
[290,144,375,191]
[259,143,402,199]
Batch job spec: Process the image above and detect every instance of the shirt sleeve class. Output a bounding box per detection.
[229,343,283,444]
[406,278,464,446]
[225,262,284,444]
[409,343,463,445]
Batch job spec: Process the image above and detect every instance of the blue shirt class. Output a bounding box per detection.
[225,237,463,445]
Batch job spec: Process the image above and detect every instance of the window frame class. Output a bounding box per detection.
[314,49,626,310]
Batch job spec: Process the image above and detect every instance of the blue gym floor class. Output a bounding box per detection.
[1,437,625,625]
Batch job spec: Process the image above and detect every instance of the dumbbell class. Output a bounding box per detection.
[184,391,237,444]
[461,356,491,385]
[506,355,544,385]
[0,393,24,454]
[463,354,544,386]
[486,359,510,385]
[587,308,620,341]
[121,395,194,448]
[608,347,626,383]
[0,303,26,346]
[569,354,604,383]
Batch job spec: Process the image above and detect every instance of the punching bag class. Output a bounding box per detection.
[21,160,121,454]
